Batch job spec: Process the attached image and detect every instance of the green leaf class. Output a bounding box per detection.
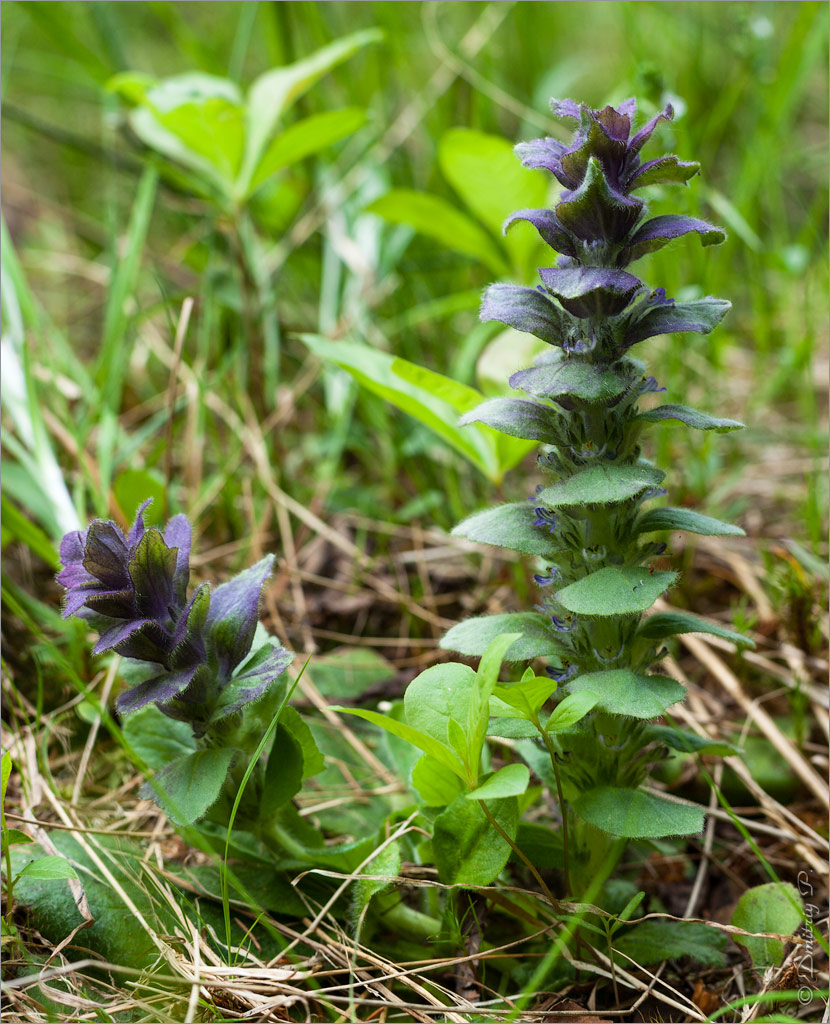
[433,795,518,885]
[331,707,466,781]
[452,503,561,557]
[411,755,465,806]
[638,611,754,649]
[438,128,546,275]
[537,463,664,508]
[441,613,557,660]
[466,764,529,801]
[17,856,78,882]
[614,920,728,967]
[573,786,704,838]
[122,703,195,771]
[151,749,236,826]
[241,29,382,190]
[555,568,677,616]
[366,189,508,275]
[511,360,629,404]
[351,840,402,932]
[300,335,503,481]
[545,691,600,732]
[642,725,739,757]
[307,647,396,699]
[470,634,524,766]
[610,890,646,935]
[0,496,59,568]
[731,883,804,968]
[261,724,305,817]
[491,673,558,721]
[404,663,477,748]
[636,506,745,537]
[248,107,366,193]
[279,707,325,777]
[2,829,33,850]
[636,404,744,432]
[1,752,11,808]
[113,470,166,529]
[568,670,685,718]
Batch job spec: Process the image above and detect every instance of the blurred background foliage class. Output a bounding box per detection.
[2,0,827,573]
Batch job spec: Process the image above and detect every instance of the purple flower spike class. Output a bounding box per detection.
[57,501,293,733]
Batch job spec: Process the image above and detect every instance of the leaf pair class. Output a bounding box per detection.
[108,29,380,206]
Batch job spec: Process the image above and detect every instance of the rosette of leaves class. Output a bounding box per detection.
[57,500,300,827]
[435,99,753,892]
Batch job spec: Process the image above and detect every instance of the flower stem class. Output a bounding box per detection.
[539,728,572,899]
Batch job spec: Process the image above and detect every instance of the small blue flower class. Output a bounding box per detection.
[533,507,558,533]
[552,615,576,632]
[546,663,578,683]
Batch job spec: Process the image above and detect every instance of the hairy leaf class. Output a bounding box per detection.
[433,795,518,885]
[573,786,704,838]
[731,883,804,968]
[636,404,743,432]
[636,506,744,537]
[555,567,677,616]
[568,670,685,718]
[510,360,628,404]
[441,613,557,660]
[466,764,530,800]
[638,611,754,649]
[614,920,727,967]
[537,464,664,508]
[150,748,236,826]
[460,397,558,443]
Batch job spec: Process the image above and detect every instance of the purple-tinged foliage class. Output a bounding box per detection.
[440,96,748,860]
[58,503,293,734]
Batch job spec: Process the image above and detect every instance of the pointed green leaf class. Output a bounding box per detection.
[545,691,600,732]
[636,506,744,537]
[249,107,366,193]
[452,503,561,557]
[403,663,477,747]
[573,786,704,838]
[636,404,744,432]
[279,706,325,777]
[241,28,382,189]
[466,764,530,801]
[299,336,501,481]
[638,611,754,649]
[331,706,466,780]
[366,189,508,275]
[491,675,558,721]
[441,613,557,660]
[459,397,558,443]
[567,670,685,718]
[261,723,305,816]
[17,856,78,882]
[555,567,677,616]
[537,464,664,508]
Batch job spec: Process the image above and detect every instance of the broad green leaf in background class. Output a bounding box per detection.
[122,703,195,771]
[249,107,366,192]
[614,919,728,967]
[112,469,166,528]
[438,128,548,278]
[573,786,705,839]
[433,795,518,886]
[240,28,382,193]
[301,334,533,483]
[366,189,509,276]
[731,882,804,968]
[307,647,396,700]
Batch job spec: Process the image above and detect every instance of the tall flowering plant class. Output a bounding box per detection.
[338,98,751,896]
